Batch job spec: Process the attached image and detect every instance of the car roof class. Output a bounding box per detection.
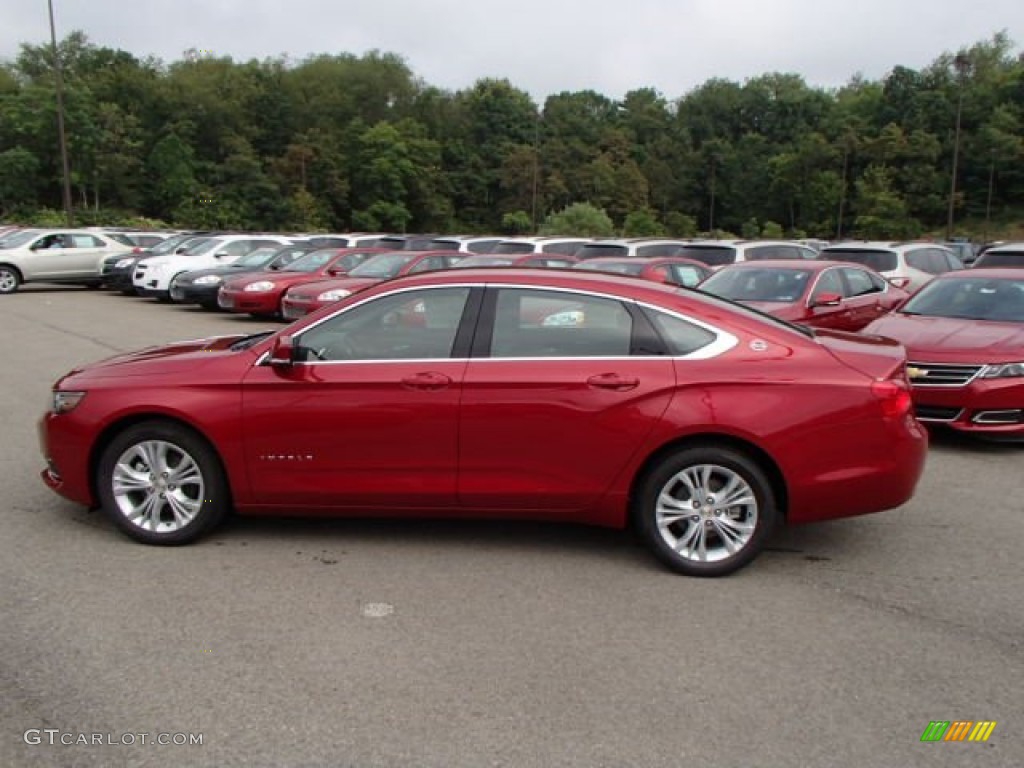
[935,268,1024,280]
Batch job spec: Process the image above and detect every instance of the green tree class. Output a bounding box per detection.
[621,209,666,237]
[539,202,615,236]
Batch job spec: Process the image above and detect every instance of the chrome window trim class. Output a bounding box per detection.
[258,281,745,367]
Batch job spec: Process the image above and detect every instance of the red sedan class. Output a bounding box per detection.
[281,250,464,319]
[573,257,711,287]
[863,269,1024,439]
[40,269,927,576]
[217,247,386,318]
[698,260,909,331]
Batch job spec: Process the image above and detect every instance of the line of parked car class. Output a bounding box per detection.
[5,225,1023,442]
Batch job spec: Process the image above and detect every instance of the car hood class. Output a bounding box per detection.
[741,300,803,321]
[179,266,264,283]
[226,271,320,289]
[864,313,1024,362]
[58,334,256,382]
[286,277,382,299]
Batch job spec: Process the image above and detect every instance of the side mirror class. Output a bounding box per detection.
[214,252,230,259]
[811,292,842,308]
[269,335,295,367]
[326,266,345,276]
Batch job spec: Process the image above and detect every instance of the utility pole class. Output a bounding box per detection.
[945,54,970,240]
[48,0,74,226]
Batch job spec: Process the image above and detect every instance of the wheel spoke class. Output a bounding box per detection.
[112,466,152,495]
[165,491,198,527]
[712,519,747,554]
[168,458,202,488]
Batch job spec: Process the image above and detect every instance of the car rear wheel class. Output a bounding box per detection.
[635,445,778,577]
[0,265,21,294]
[96,421,229,545]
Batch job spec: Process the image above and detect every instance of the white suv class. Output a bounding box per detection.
[133,234,292,299]
[0,229,132,294]
[820,241,962,291]
[674,240,818,268]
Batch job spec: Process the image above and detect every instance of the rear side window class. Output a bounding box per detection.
[669,264,707,287]
[645,310,717,355]
[636,244,683,258]
[822,249,897,273]
[490,289,633,357]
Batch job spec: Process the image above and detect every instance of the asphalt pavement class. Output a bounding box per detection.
[1,285,1021,768]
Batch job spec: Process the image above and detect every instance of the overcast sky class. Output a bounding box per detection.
[3,0,1022,101]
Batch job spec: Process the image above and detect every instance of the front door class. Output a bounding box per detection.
[241,286,475,508]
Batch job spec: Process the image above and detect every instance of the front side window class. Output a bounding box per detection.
[296,287,471,361]
[490,289,632,358]
[810,269,844,301]
[840,267,881,297]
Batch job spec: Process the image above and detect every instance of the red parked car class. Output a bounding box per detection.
[698,260,909,331]
[280,250,463,319]
[40,269,927,576]
[863,269,1024,439]
[573,257,711,288]
[217,247,387,318]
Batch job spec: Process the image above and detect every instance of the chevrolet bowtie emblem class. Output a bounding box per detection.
[906,366,928,379]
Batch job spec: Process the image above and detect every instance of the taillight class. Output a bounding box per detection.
[132,246,142,253]
[888,277,911,289]
[871,379,912,418]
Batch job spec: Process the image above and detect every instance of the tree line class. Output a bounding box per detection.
[1,31,1022,239]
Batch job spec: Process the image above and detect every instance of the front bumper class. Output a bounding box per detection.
[218,289,280,315]
[170,283,220,305]
[912,377,1024,438]
[281,297,322,319]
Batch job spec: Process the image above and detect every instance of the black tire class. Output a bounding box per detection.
[0,265,21,295]
[634,445,778,577]
[96,421,230,545]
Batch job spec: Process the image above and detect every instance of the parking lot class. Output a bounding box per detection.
[2,286,1022,767]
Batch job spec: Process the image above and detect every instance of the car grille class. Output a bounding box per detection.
[914,405,963,422]
[906,362,984,387]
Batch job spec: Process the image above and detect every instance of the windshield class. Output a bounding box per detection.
[493,242,535,254]
[0,229,40,249]
[180,239,220,257]
[974,251,1024,269]
[677,246,736,267]
[574,260,644,275]
[284,249,341,272]
[700,268,813,303]
[452,255,515,268]
[575,244,629,260]
[229,331,275,351]
[349,252,415,278]
[822,248,897,272]
[150,234,200,255]
[230,248,279,268]
[901,276,1024,322]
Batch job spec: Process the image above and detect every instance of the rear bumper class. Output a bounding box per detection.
[785,413,929,524]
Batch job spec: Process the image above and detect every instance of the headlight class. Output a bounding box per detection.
[244,281,275,292]
[981,362,1024,379]
[115,258,134,268]
[194,275,222,285]
[52,391,86,414]
[317,289,352,301]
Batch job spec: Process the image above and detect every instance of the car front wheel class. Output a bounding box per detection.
[96,421,229,545]
[0,266,21,294]
[635,445,778,577]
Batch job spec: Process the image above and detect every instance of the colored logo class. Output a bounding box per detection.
[920,721,996,743]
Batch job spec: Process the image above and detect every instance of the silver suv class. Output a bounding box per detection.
[0,229,131,294]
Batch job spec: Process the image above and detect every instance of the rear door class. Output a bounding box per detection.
[458,286,676,513]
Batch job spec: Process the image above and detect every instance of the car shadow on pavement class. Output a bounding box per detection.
[925,426,1023,453]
